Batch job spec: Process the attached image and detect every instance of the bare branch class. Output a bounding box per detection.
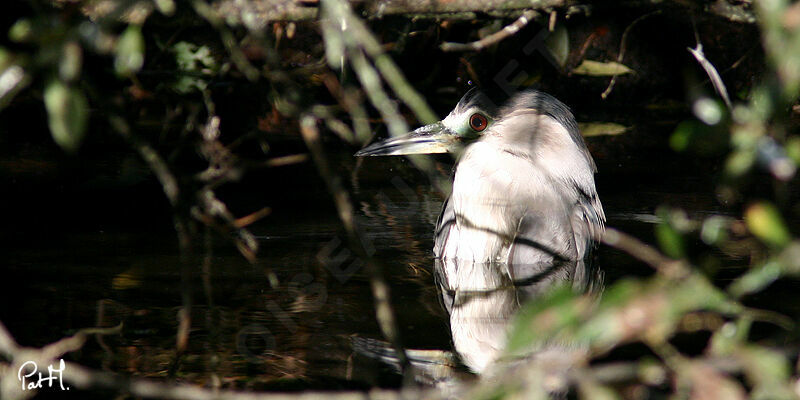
[602,11,660,99]
[441,10,540,52]
[600,227,688,276]
[688,43,733,110]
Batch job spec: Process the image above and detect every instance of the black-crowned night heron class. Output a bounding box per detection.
[357,88,605,374]
[357,89,604,282]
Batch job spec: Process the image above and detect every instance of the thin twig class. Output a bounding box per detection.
[299,115,411,374]
[321,73,372,143]
[600,227,688,276]
[263,153,309,168]
[109,115,180,206]
[441,10,539,52]
[601,11,661,99]
[687,18,733,110]
[234,207,272,229]
[687,44,733,110]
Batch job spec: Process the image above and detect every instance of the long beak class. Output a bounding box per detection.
[355,122,461,156]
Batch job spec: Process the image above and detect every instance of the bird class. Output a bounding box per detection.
[356,88,604,285]
[356,88,605,374]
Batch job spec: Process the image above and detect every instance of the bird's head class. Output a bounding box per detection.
[355,88,499,156]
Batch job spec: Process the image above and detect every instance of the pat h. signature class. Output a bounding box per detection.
[18,359,69,391]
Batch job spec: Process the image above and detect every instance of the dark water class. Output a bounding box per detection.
[1,118,763,392]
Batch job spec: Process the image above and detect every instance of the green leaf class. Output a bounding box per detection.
[680,362,747,400]
[670,121,697,151]
[577,380,620,400]
[154,0,175,15]
[8,19,33,42]
[578,122,628,137]
[724,149,756,177]
[544,25,569,68]
[728,260,782,298]
[505,285,581,355]
[655,209,685,259]
[572,60,633,76]
[115,25,145,76]
[692,97,725,125]
[59,41,82,82]
[0,49,29,110]
[700,216,729,245]
[670,120,728,155]
[171,42,216,93]
[44,79,88,153]
[576,275,738,349]
[785,136,800,164]
[745,202,790,248]
[737,346,793,398]
[572,280,645,347]
[709,318,751,356]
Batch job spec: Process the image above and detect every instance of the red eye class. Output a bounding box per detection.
[469,113,488,132]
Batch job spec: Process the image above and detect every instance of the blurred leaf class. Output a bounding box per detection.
[573,279,645,347]
[778,242,800,274]
[8,19,33,42]
[736,346,794,399]
[670,120,728,155]
[785,136,800,164]
[709,318,751,357]
[320,1,346,70]
[638,358,667,385]
[505,285,583,356]
[747,85,775,123]
[655,209,685,259]
[745,202,790,248]
[172,41,216,93]
[724,149,756,177]
[44,79,88,153]
[577,379,619,400]
[692,97,725,125]
[729,242,800,298]
[572,60,633,76]
[544,25,569,69]
[574,275,738,350]
[112,268,143,290]
[471,382,517,400]
[728,260,782,298]
[115,25,145,76]
[682,361,747,400]
[78,21,116,53]
[670,120,696,151]
[756,136,796,181]
[579,122,628,137]
[59,40,82,82]
[0,49,29,109]
[668,274,738,315]
[700,216,729,245]
[174,41,216,72]
[154,0,176,15]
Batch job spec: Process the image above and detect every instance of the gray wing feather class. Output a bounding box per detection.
[433,195,456,259]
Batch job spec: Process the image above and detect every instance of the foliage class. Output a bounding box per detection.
[1,0,800,399]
